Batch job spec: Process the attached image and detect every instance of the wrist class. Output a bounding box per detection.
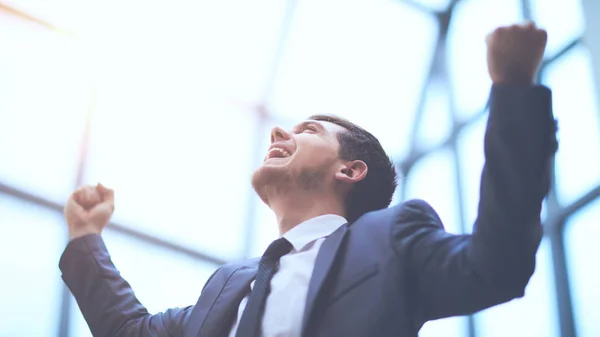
[493,80,534,86]
[492,72,536,86]
[69,228,102,241]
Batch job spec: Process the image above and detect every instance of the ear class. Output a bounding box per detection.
[335,160,368,184]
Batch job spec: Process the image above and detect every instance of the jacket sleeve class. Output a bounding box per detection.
[59,234,196,337]
[392,84,557,321]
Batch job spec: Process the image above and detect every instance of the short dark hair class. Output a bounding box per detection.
[310,114,398,223]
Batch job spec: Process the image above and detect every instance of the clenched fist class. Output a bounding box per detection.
[64,183,114,240]
[487,22,547,85]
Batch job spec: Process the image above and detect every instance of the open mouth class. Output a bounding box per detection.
[265,147,292,161]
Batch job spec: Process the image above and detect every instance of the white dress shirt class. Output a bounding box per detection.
[228,214,347,337]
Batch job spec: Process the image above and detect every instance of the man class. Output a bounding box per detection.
[60,22,558,337]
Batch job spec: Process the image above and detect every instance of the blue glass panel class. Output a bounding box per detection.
[456,112,487,232]
[405,148,462,234]
[447,0,522,120]
[416,0,452,11]
[474,238,559,337]
[420,317,467,337]
[68,0,288,262]
[542,46,600,205]
[416,78,453,151]
[0,194,66,337]
[4,0,288,101]
[0,11,91,202]
[269,0,438,159]
[529,0,585,57]
[405,148,464,337]
[565,198,600,337]
[84,100,260,261]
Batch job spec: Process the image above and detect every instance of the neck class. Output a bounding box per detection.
[268,192,346,236]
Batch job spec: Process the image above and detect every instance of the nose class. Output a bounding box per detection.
[270,126,291,143]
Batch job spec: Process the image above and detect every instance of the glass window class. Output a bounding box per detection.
[0,11,92,203]
[415,78,453,151]
[76,0,288,102]
[542,46,600,206]
[419,317,467,337]
[78,0,293,260]
[3,0,288,102]
[456,112,487,232]
[69,230,219,336]
[404,148,462,234]
[0,194,66,337]
[529,0,585,57]
[416,0,452,12]
[189,0,292,102]
[269,0,438,160]
[474,238,560,337]
[565,198,600,337]
[447,0,522,120]
[83,99,259,261]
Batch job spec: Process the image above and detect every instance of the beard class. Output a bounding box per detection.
[251,164,329,205]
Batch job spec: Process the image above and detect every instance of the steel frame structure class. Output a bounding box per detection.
[0,1,598,337]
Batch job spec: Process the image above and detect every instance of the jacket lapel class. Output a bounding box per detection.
[301,224,348,334]
[191,262,259,337]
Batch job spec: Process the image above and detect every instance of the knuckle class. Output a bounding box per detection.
[495,27,511,37]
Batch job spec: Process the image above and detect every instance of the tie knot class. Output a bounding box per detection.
[263,237,292,260]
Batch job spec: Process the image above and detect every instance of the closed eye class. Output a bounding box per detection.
[292,122,323,134]
[303,125,318,133]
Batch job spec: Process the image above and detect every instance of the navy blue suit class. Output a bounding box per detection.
[60,84,558,337]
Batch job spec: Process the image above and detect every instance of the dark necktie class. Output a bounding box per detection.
[235,237,293,337]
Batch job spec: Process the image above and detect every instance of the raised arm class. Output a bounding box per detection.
[60,184,192,337]
[393,23,558,321]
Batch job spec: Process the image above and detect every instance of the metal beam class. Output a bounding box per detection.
[0,1,71,35]
[581,0,600,118]
[556,184,600,228]
[543,156,577,337]
[542,38,582,67]
[0,181,228,266]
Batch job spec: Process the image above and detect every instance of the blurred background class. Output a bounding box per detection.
[0,0,599,336]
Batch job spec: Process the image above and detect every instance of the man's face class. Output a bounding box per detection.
[251,119,347,204]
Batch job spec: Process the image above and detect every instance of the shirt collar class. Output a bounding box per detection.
[282,214,347,252]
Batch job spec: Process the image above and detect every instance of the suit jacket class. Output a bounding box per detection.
[60,84,558,337]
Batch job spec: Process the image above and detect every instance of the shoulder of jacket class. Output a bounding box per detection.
[202,257,260,291]
[349,199,443,229]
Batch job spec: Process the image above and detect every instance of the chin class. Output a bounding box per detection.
[251,164,292,203]
[252,164,285,187]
